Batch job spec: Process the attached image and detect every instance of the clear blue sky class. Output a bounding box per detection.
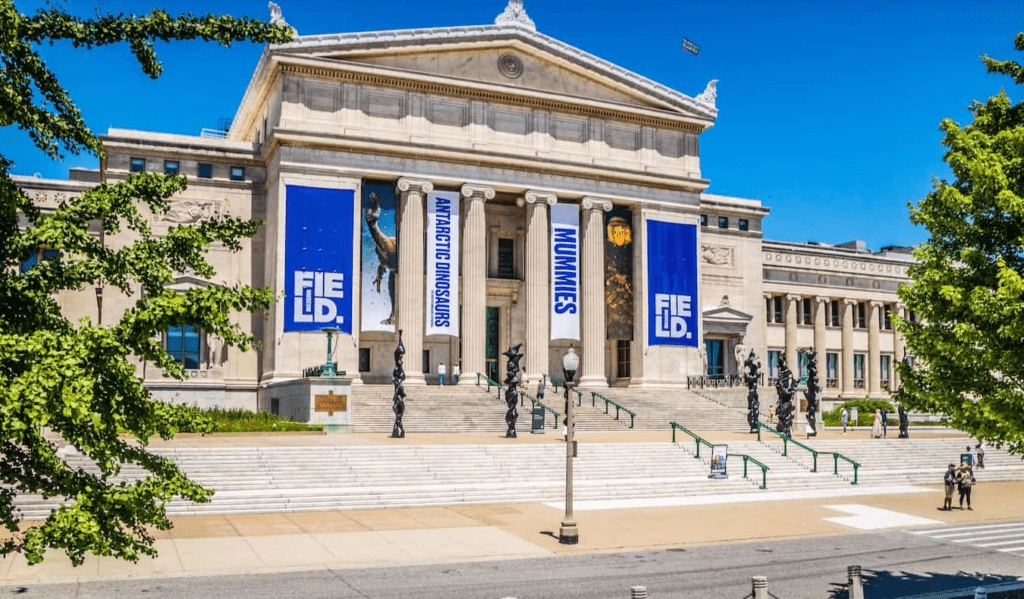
[5,0,1022,250]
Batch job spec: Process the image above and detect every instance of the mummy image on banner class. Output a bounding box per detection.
[361,181,397,332]
[550,203,580,341]
[605,207,634,341]
[426,191,460,337]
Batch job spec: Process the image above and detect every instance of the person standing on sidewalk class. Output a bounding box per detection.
[438,362,446,386]
[976,442,986,469]
[957,465,975,510]
[452,363,460,385]
[841,408,849,434]
[881,407,888,438]
[942,463,956,510]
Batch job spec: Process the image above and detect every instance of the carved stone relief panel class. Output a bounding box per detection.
[701,243,734,267]
[157,200,228,224]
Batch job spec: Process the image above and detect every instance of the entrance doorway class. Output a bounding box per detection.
[704,339,724,378]
[485,306,499,382]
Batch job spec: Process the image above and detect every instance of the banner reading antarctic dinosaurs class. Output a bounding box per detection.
[426,190,460,337]
[646,220,699,347]
[360,181,397,333]
[283,185,354,333]
[550,203,580,341]
[604,207,634,341]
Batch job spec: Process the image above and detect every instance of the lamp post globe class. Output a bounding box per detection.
[559,347,579,545]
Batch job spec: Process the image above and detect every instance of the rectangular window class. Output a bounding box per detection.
[773,296,784,323]
[767,350,781,378]
[853,353,865,388]
[801,297,812,325]
[359,348,371,372]
[883,304,893,330]
[705,339,724,378]
[718,216,728,229]
[909,311,918,323]
[164,160,179,175]
[797,351,809,382]
[829,300,840,327]
[230,166,245,181]
[700,214,708,227]
[856,302,867,328]
[130,157,145,173]
[422,350,430,375]
[20,248,60,274]
[616,340,631,379]
[826,352,839,388]
[197,163,213,179]
[167,325,201,370]
[738,219,749,231]
[497,238,515,279]
[880,355,891,386]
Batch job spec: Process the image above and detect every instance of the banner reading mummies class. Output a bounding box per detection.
[360,181,397,332]
[646,220,698,347]
[284,185,354,333]
[604,207,634,341]
[426,191,460,337]
[550,203,580,341]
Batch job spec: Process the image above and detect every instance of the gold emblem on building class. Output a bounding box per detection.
[315,389,347,416]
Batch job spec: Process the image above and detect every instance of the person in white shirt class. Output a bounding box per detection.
[452,363,460,384]
[438,362,446,386]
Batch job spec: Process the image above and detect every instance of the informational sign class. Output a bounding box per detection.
[531,406,545,433]
[360,181,397,332]
[710,444,728,478]
[426,191,460,337]
[314,390,348,415]
[605,207,634,341]
[961,453,974,468]
[550,203,580,341]
[283,185,354,333]
[646,220,699,347]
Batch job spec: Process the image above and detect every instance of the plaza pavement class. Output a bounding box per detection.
[5,427,1020,586]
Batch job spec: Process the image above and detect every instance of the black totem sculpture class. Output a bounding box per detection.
[391,329,406,438]
[804,349,820,437]
[503,344,524,438]
[775,355,798,436]
[897,352,912,439]
[743,350,762,433]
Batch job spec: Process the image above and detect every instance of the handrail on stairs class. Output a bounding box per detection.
[670,421,769,489]
[543,375,582,404]
[476,373,503,400]
[520,391,559,429]
[755,421,860,483]
[590,391,635,428]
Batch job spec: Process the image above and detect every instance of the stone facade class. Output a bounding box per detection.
[15,3,913,408]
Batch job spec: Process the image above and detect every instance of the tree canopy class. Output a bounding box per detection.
[897,33,1024,455]
[0,1,291,565]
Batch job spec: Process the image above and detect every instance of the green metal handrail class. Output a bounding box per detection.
[590,391,636,428]
[520,391,560,429]
[671,422,769,489]
[476,373,503,400]
[756,422,860,483]
[547,375,563,392]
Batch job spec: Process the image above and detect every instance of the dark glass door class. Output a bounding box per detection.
[485,306,499,382]
[705,339,723,378]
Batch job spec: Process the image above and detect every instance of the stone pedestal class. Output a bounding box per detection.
[258,376,353,434]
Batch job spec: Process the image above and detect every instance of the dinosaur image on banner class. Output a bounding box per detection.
[361,181,397,333]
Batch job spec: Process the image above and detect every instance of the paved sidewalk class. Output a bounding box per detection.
[2,479,1021,585]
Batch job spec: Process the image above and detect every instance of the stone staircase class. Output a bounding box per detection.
[350,384,631,433]
[580,387,750,431]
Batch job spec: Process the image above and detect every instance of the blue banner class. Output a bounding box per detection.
[646,220,698,346]
[284,185,354,333]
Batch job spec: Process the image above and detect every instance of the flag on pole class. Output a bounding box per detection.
[682,38,700,55]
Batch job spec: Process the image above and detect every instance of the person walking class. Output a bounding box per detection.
[942,464,956,511]
[768,404,775,425]
[841,407,849,434]
[881,407,888,438]
[452,363,460,385]
[437,362,446,386]
[957,465,975,510]
[871,409,883,438]
[976,442,986,469]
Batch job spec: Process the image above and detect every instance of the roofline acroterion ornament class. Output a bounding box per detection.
[495,0,536,31]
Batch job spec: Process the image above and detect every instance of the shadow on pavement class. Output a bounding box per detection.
[826,570,1024,598]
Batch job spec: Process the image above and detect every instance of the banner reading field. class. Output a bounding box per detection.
[360,182,397,333]
[646,220,698,347]
[284,185,354,333]
[550,203,580,341]
[426,191,460,337]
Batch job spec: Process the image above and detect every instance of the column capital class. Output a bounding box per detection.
[581,197,613,212]
[814,295,830,304]
[869,300,885,308]
[461,184,495,201]
[397,177,433,194]
[786,294,802,302]
[524,190,557,205]
[843,298,859,306]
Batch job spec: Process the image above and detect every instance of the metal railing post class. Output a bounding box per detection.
[834,453,839,475]
[853,463,859,485]
[812,451,818,473]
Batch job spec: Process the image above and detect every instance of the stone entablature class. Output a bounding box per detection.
[11,176,91,213]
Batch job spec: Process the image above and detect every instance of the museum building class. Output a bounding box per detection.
[14,1,917,409]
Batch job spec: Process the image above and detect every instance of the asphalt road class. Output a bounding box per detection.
[3,529,1024,599]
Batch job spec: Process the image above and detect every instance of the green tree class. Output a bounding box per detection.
[898,33,1024,454]
[0,2,291,565]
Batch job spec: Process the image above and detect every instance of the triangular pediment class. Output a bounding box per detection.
[269,24,717,122]
[703,304,753,324]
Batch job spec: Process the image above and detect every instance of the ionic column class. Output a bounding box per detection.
[396,178,432,385]
[579,197,612,388]
[459,184,494,384]
[785,294,799,373]
[868,301,883,397]
[841,299,856,398]
[524,190,556,384]
[813,296,828,379]
[893,304,907,391]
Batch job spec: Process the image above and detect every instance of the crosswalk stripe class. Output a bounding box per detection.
[936,526,1024,540]
[999,546,1024,553]
[975,539,1024,548]
[913,522,1024,535]
[911,521,1024,557]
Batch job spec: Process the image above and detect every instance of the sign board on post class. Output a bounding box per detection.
[531,407,545,433]
[710,444,728,479]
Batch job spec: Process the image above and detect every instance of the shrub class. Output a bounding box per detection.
[175,407,322,433]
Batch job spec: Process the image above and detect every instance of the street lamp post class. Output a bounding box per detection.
[560,347,580,545]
